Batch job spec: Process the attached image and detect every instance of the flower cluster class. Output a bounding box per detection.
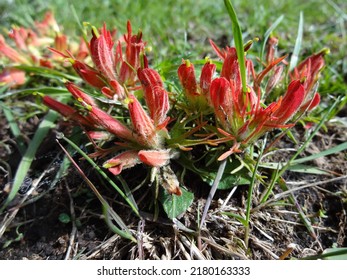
[0,11,88,87]
[43,23,181,195]
[51,21,146,101]
[177,39,326,160]
[7,18,323,197]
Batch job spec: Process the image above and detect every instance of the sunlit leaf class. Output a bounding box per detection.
[160,187,194,219]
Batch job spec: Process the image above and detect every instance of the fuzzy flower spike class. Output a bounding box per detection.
[179,39,326,161]
[44,64,181,195]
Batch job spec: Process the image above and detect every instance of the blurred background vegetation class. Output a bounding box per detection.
[1,0,346,95]
[0,0,345,51]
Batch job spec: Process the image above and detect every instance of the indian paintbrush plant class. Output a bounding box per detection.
[177,39,326,161]
[42,17,326,217]
[43,22,184,197]
[1,1,329,247]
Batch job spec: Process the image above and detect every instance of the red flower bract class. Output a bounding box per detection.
[178,39,325,160]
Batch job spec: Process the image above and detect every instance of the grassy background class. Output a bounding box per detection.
[1,0,346,52]
[1,0,346,99]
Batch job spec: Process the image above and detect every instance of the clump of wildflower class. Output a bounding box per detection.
[51,21,146,101]
[178,39,326,160]
[44,21,183,195]
[44,61,181,195]
[0,11,88,87]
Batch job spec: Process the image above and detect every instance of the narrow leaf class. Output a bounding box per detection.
[224,0,247,93]
[200,159,227,228]
[289,12,304,72]
[278,96,341,177]
[57,139,135,241]
[301,248,347,260]
[0,101,27,155]
[292,142,347,164]
[15,65,80,81]
[278,177,316,239]
[221,211,247,227]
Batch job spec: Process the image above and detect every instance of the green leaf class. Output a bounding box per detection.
[0,87,70,100]
[260,162,331,175]
[302,248,347,260]
[278,177,316,239]
[159,188,194,219]
[56,139,136,242]
[321,248,347,260]
[292,142,347,164]
[177,153,214,182]
[289,12,304,72]
[60,134,139,217]
[277,96,341,178]
[15,65,79,81]
[70,4,90,48]
[221,211,247,227]
[219,158,251,189]
[261,141,347,175]
[218,173,250,190]
[191,155,250,189]
[287,164,330,175]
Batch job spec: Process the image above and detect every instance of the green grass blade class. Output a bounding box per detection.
[271,97,341,238]
[244,139,267,248]
[260,164,280,203]
[259,162,330,175]
[287,164,330,175]
[15,65,79,81]
[221,211,247,227]
[301,248,347,260]
[0,87,70,100]
[0,101,27,155]
[260,15,284,62]
[50,155,71,190]
[117,175,139,211]
[292,142,347,164]
[0,110,59,212]
[103,203,136,242]
[289,12,304,72]
[70,4,90,49]
[224,0,247,93]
